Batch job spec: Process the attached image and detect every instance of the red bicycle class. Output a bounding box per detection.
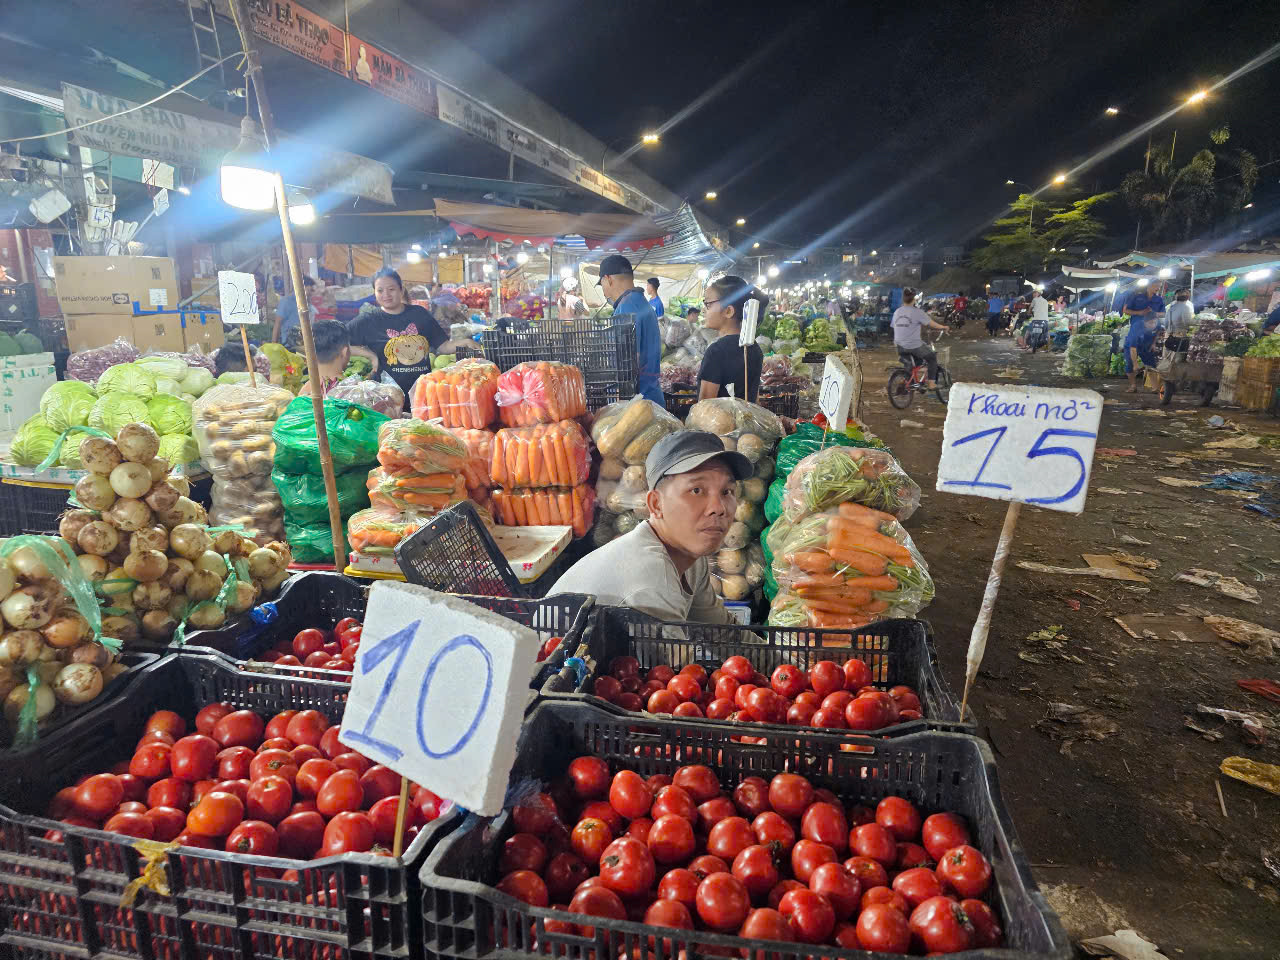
[887,335,951,409]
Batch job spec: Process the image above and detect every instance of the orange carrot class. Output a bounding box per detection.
[786,551,835,574]
[788,572,846,588]
[828,548,889,576]
[540,433,558,487]
[829,527,911,562]
[569,483,585,535]
[527,426,544,486]
[803,596,873,614]
[834,575,899,592]
[862,599,890,614]
[552,425,572,486]
[556,490,573,525]
[837,501,896,525]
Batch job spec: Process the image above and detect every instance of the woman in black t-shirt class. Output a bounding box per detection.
[697,275,768,402]
[346,267,448,397]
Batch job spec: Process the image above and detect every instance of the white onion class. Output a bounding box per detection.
[109,462,152,500]
[193,551,228,580]
[74,473,116,512]
[65,641,111,668]
[77,520,120,557]
[4,682,54,726]
[167,475,191,498]
[52,663,102,705]
[80,437,122,476]
[0,630,44,666]
[184,569,223,602]
[141,610,177,640]
[247,548,285,580]
[169,524,212,560]
[130,527,169,554]
[76,555,110,583]
[259,569,290,594]
[0,564,14,602]
[226,580,259,614]
[124,549,168,584]
[58,510,96,547]
[101,615,140,643]
[132,581,172,611]
[1,585,55,630]
[164,557,194,592]
[160,498,202,529]
[7,545,51,582]
[116,422,160,464]
[146,458,170,483]
[186,601,225,630]
[143,480,179,514]
[42,613,89,649]
[106,498,153,532]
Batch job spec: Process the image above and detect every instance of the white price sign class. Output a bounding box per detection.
[338,582,541,815]
[937,383,1103,514]
[217,270,260,325]
[738,298,760,347]
[818,355,854,432]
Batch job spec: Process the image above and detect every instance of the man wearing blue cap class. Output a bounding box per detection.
[598,254,663,404]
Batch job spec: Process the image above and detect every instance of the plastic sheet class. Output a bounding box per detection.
[782,445,920,522]
[409,358,500,428]
[272,397,389,474]
[495,361,586,426]
[491,484,595,537]
[286,518,350,563]
[490,420,590,489]
[328,375,405,417]
[346,508,429,555]
[592,396,682,465]
[601,464,649,515]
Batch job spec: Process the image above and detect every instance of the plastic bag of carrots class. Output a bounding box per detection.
[765,500,934,631]
[409,358,499,428]
[495,361,586,426]
[782,445,920,523]
[446,426,494,493]
[490,420,590,489]
[366,466,468,514]
[347,507,428,555]
[492,484,596,537]
[376,418,470,476]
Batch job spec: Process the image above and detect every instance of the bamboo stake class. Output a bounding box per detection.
[960,501,1021,719]
[229,0,346,568]
[393,776,411,857]
[240,324,257,388]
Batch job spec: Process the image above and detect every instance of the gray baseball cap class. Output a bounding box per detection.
[645,430,753,491]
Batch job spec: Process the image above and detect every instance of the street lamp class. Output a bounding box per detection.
[1136,278,1149,287]
[736,218,746,226]
[870,249,877,256]
[641,132,660,144]
[1245,269,1271,282]
[1052,173,1067,185]
[1105,106,1119,116]
[1186,90,1208,105]
[1244,202,1254,209]
[767,265,780,278]
[286,188,315,225]
[704,191,717,200]
[752,242,760,249]
[406,250,422,264]
[756,274,766,286]
[515,251,529,265]
[219,117,275,210]
[1158,267,1172,278]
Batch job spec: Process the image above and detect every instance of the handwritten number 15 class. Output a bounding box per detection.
[1024,429,1095,505]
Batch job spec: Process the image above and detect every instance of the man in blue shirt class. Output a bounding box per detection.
[1124,305,1159,394]
[986,294,1004,337]
[599,254,663,404]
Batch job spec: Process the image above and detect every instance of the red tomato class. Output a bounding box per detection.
[116,801,149,816]
[752,811,796,852]
[614,692,644,712]
[720,656,753,683]
[137,730,175,749]
[284,710,328,748]
[892,867,943,909]
[852,822,897,867]
[609,655,640,678]
[714,675,740,702]
[194,702,233,736]
[769,664,806,699]
[216,746,255,781]
[331,752,372,777]
[643,898,693,939]
[130,742,172,779]
[46,787,78,819]
[786,701,818,726]
[909,896,975,953]
[598,836,655,898]
[334,618,363,649]
[647,664,675,684]
[729,776,768,819]
[211,710,264,749]
[644,689,676,714]
[672,765,720,803]
[847,804,875,826]
[807,660,844,698]
[211,779,250,804]
[359,765,401,807]
[608,770,652,820]
[899,708,923,721]
[497,869,549,907]
[767,879,805,909]
[733,683,757,711]
[876,795,923,842]
[740,906,792,943]
[226,820,278,856]
[707,816,755,861]
[245,776,293,824]
[705,698,735,720]
[274,655,302,667]
[304,651,333,668]
[730,843,779,901]
[695,872,750,931]
[316,769,363,818]
[145,806,186,842]
[687,854,730,880]
[369,796,423,848]
[667,674,701,703]
[810,706,845,729]
[190,780,216,805]
[542,852,590,901]
[937,844,992,898]
[249,749,298,787]
[857,902,912,953]
[962,899,1004,947]
[696,796,737,834]
[500,832,548,874]
[888,685,922,712]
[679,663,708,684]
[290,800,318,815]
[790,839,836,884]
[116,774,147,804]
[295,759,338,799]
[170,735,219,782]
[263,710,298,741]
[145,710,186,739]
[745,687,782,723]
[820,691,855,716]
[845,694,889,731]
[592,675,622,702]
[642,786,689,824]
[793,690,821,709]
[921,812,971,862]
[657,867,700,911]
[104,811,154,839]
[808,862,861,920]
[567,756,610,799]
[74,774,123,820]
[862,885,910,914]
[778,887,835,944]
[576,800,620,835]
[897,841,931,869]
[258,737,292,752]
[292,628,327,659]
[290,745,323,767]
[511,792,560,834]
[626,817,653,843]
[186,791,244,837]
[569,817,612,863]
[278,810,326,859]
[567,885,626,937]
[801,802,849,852]
[320,811,375,856]
[768,773,813,818]
[174,831,216,849]
[840,658,871,690]
[647,814,696,864]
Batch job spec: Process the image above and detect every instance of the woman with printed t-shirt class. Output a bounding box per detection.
[697,275,767,402]
[347,267,447,398]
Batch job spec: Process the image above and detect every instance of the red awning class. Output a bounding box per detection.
[433,199,668,251]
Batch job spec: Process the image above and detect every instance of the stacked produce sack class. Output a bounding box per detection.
[590,396,683,546]
[192,383,294,544]
[271,397,389,562]
[1063,334,1112,377]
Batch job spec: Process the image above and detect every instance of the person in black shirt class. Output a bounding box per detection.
[697,275,768,402]
[346,267,448,396]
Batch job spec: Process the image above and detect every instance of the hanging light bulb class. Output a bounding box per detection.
[286,188,315,225]
[219,117,275,211]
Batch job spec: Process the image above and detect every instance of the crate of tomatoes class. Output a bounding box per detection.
[539,605,970,735]
[0,650,459,960]
[419,700,1069,960]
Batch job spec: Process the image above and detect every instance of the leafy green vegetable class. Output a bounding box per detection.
[40,381,96,432]
[1245,334,1280,358]
[146,395,193,435]
[11,415,59,466]
[88,392,151,435]
[343,354,373,379]
[157,433,199,465]
[14,332,43,354]
[97,362,157,399]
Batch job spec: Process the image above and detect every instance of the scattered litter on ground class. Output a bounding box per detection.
[1206,434,1262,450]
[1097,448,1138,457]
[1221,756,1280,796]
[1264,849,1280,882]
[1080,929,1170,960]
[1065,598,1081,610]
[1157,476,1202,487]
[1175,568,1260,603]
[1207,415,1226,428]
[1018,559,1149,582]
[1183,716,1225,741]
[1176,611,1280,656]
[1197,706,1269,745]
[1109,552,1160,570]
[1198,471,1280,517]
[899,419,924,428]
[1118,534,1152,545]
[1237,679,1280,703]
[1036,702,1119,750]
[1136,410,1168,417]
[1114,614,1218,643]
[964,512,982,523]
[1096,487,1128,494]
[992,366,1024,378]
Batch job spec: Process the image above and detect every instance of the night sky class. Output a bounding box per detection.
[428,0,1280,252]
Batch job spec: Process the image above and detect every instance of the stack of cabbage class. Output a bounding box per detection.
[1063,334,1113,378]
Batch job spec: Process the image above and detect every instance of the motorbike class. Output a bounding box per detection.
[1022,317,1050,353]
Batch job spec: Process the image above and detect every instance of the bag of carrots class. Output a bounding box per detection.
[490,420,590,489]
[409,358,499,429]
[446,426,495,493]
[491,484,596,538]
[495,361,586,426]
[347,508,428,555]
[376,418,470,476]
[782,445,920,523]
[765,500,934,631]
[366,466,468,514]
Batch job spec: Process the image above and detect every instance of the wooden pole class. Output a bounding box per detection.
[960,501,1021,718]
[392,776,411,858]
[229,0,347,568]
[743,345,749,402]
[240,324,257,388]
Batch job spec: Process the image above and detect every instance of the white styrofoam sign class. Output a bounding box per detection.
[738,298,760,347]
[818,355,854,432]
[338,582,541,815]
[937,383,1103,514]
[217,270,259,325]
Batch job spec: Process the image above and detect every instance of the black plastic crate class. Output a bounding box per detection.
[662,391,696,421]
[0,479,70,536]
[419,700,1070,960]
[540,605,972,734]
[0,650,458,960]
[481,318,635,379]
[396,501,527,598]
[758,385,801,419]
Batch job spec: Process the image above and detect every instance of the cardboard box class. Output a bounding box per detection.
[54,256,179,316]
[182,311,225,353]
[0,353,56,441]
[64,312,185,354]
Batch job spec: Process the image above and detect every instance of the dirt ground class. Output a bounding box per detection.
[856,325,1280,959]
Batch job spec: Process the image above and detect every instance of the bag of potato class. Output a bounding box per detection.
[591,396,682,465]
[685,397,783,463]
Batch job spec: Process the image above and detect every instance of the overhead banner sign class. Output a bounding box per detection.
[349,35,438,118]
[438,86,500,149]
[61,83,393,204]
[247,0,347,76]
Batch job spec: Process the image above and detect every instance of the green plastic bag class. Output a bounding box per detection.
[272,397,389,474]
[271,465,370,526]
[775,421,889,482]
[764,476,786,525]
[286,519,350,563]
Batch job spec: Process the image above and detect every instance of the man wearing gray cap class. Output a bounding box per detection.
[550,430,751,623]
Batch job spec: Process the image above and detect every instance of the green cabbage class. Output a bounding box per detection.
[146,395,192,435]
[180,394,198,405]
[40,381,97,432]
[155,376,181,395]
[60,437,85,470]
[11,415,58,466]
[216,372,252,386]
[0,333,20,357]
[136,356,188,380]
[157,433,198,465]
[179,366,215,396]
[88,392,151,436]
[15,332,43,354]
[96,363,157,399]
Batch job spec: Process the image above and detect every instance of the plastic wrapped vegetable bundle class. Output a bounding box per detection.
[783,445,920,523]
[65,338,138,384]
[446,427,495,495]
[495,361,586,426]
[272,397,390,474]
[328,375,405,418]
[492,485,595,537]
[592,396,682,467]
[685,397,784,463]
[409,358,499,428]
[710,540,766,602]
[366,465,467,514]
[346,507,428,555]
[272,464,370,526]
[258,342,306,393]
[376,418,470,477]
[490,420,590,489]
